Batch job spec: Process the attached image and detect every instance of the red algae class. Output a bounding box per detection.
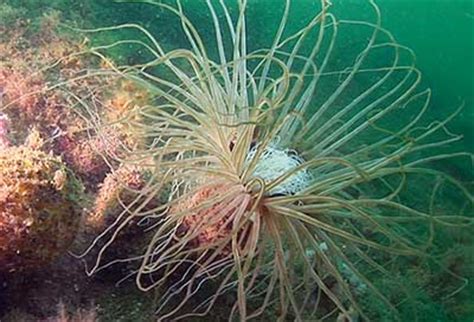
[0,134,82,272]
[90,165,147,229]
[0,16,150,272]
[0,113,10,148]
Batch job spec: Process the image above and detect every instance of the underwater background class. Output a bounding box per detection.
[5,0,470,149]
[0,0,472,321]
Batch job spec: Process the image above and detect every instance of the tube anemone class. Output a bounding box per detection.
[65,0,472,320]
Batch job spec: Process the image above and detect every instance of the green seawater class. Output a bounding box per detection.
[380,0,473,154]
[90,0,474,152]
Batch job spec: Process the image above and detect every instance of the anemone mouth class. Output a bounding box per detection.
[246,140,312,196]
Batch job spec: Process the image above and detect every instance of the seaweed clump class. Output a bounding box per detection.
[0,124,82,272]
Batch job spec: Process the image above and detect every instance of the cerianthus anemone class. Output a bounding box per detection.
[67,0,472,320]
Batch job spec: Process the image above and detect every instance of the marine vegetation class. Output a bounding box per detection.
[57,0,474,320]
[0,14,146,274]
[0,119,82,272]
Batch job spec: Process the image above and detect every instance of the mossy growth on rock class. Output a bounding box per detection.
[0,145,83,272]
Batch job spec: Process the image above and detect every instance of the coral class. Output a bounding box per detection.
[0,135,83,272]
